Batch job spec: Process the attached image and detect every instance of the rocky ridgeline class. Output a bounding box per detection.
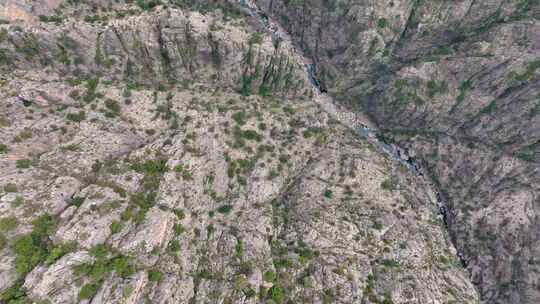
[0,1,479,304]
[255,0,540,303]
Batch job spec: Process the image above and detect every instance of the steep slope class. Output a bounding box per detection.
[0,1,480,303]
[254,0,540,303]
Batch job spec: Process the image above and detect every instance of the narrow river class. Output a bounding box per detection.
[235,0,467,269]
[237,0,420,174]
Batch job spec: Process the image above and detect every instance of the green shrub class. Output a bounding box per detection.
[168,240,180,252]
[174,164,193,180]
[89,244,109,259]
[68,196,85,207]
[110,221,123,234]
[66,111,86,122]
[148,269,162,282]
[373,221,384,230]
[13,235,42,274]
[4,183,17,193]
[323,189,332,198]
[79,283,99,300]
[0,216,18,231]
[249,33,264,45]
[377,18,387,28]
[381,178,397,191]
[15,159,32,169]
[426,80,449,97]
[456,80,472,105]
[45,243,75,265]
[382,259,400,268]
[112,255,134,278]
[232,111,247,125]
[239,129,262,141]
[130,159,169,174]
[173,209,186,220]
[0,143,8,153]
[13,129,33,142]
[136,0,162,10]
[172,220,186,235]
[0,233,6,250]
[82,78,99,102]
[0,281,29,303]
[39,15,63,24]
[13,214,56,274]
[217,205,233,214]
[270,285,285,303]
[104,99,121,114]
[61,143,81,151]
[263,270,276,282]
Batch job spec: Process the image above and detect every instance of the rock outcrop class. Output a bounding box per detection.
[255,0,540,303]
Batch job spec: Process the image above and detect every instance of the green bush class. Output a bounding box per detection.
[263,270,276,282]
[68,196,85,207]
[130,159,168,174]
[15,159,32,169]
[232,111,247,125]
[0,233,7,250]
[90,244,109,259]
[13,129,32,142]
[104,99,121,114]
[0,281,29,303]
[136,0,162,10]
[112,255,134,278]
[82,77,99,103]
[4,183,18,193]
[381,178,397,191]
[66,111,86,122]
[270,285,285,303]
[373,221,384,230]
[249,33,264,45]
[148,269,162,282]
[382,259,400,268]
[79,283,99,300]
[0,143,8,153]
[173,209,186,220]
[45,243,75,265]
[0,216,18,231]
[426,80,449,98]
[217,205,233,214]
[168,240,180,252]
[377,18,387,28]
[323,189,332,198]
[110,221,123,234]
[240,129,262,141]
[13,214,56,275]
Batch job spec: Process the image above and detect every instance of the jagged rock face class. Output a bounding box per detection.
[255,0,540,303]
[0,1,482,303]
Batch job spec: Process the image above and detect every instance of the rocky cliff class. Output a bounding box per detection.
[3,0,535,303]
[254,0,540,303]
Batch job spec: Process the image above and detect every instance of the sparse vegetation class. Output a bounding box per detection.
[79,283,99,300]
[15,159,32,169]
[13,214,57,275]
[217,204,233,214]
[0,217,18,231]
[426,80,449,97]
[66,110,86,122]
[104,98,121,115]
[4,183,18,193]
[110,221,123,234]
[148,269,162,282]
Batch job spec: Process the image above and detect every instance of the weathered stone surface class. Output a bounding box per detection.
[256,0,540,302]
[0,1,497,303]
